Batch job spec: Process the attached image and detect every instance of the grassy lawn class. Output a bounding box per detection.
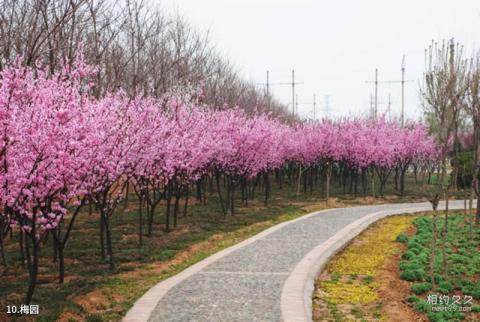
[399,213,480,321]
[313,211,480,322]
[313,215,420,321]
[0,174,465,321]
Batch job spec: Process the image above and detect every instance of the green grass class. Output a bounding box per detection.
[398,212,480,321]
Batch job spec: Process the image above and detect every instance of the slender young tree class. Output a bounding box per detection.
[465,56,480,224]
[421,39,468,282]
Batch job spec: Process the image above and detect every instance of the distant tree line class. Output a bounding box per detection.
[0,0,288,117]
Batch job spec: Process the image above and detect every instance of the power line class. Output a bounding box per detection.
[257,69,304,116]
[369,93,390,118]
[324,95,330,119]
[296,94,299,115]
[365,56,413,124]
[297,93,331,120]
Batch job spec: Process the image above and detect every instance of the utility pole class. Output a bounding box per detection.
[324,95,330,119]
[365,57,412,124]
[266,70,270,97]
[292,70,295,115]
[256,69,303,116]
[290,70,305,115]
[370,94,374,118]
[374,68,378,118]
[295,94,299,116]
[388,93,392,120]
[369,93,388,118]
[366,69,379,118]
[296,93,329,120]
[401,55,406,127]
[266,70,270,110]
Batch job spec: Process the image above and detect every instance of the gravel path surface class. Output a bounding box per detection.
[124,200,469,322]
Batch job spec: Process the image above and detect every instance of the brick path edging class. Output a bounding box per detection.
[123,207,334,322]
[123,201,469,322]
[280,204,466,322]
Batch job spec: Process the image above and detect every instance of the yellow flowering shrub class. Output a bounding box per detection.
[318,215,414,305]
[321,281,379,303]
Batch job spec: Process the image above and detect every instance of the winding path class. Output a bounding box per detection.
[123,200,469,322]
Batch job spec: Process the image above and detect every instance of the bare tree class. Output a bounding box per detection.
[421,39,468,283]
[465,56,480,224]
[0,0,288,116]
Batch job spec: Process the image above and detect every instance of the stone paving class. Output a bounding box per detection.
[128,201,468,322]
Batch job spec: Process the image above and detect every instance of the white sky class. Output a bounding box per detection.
[160,0,480,120]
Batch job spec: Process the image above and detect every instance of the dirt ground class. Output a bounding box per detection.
[313,215,425,322]
[377,225,427,322]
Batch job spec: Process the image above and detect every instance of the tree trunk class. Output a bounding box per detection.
[264,171,270,206]
[469,191,473,240]
[25,238,39,305]
[100,214,106,260]
[165,184,172,232]
[139,196,143,246]
[442,191,449,279]
[196,180,202,203]
[400,166,407,196]
[230,177,236,215]
[371,169,375,198]
[241,177,247,206]
[216,173,226,215]
[183,185,189,217]
[303,168,308,194]
[101,212,115,271]
[124,181,130,209]
[394,167,399,191]
[52,232,57,263]
[276,168,283,189]
[361,168,367,198]
[0,229,6,267]
[57,243,65,284]
[202,177,207,205]
[173,187,180,228]
[19,229,25,268]
[296,166,303,196]
[146,203,152,236]
[208,174,214,194]
[349,169,354,194]
[476,198,480,225]
[309,167,314,194]
[430,206,438,289]
[473,122,480,225]
[326,163,332,202]
[250,175,260,199]
[225,175,231,213]
[452,121,459,191]
[25,230,31,271]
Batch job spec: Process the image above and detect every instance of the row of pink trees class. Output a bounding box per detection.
[285,119,436,198]
[0,59,437,302]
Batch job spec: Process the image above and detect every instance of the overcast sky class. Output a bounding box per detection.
[160,0,480,120]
